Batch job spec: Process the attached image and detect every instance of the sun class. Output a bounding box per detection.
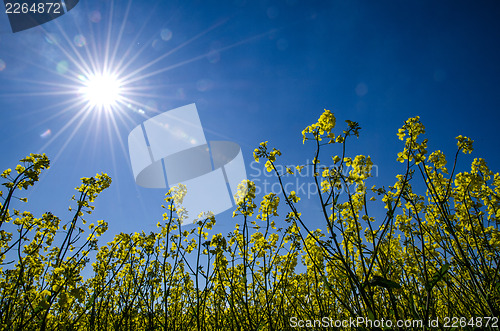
[26,0,254,161]
[79,72,123,109]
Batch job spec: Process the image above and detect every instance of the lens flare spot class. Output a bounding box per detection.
[40,129,52,138]
[160,28,173,41]
[56,61,69,74]
[45,33,59,45]
[89,10,102,23]
[176,88,186,99]
[152,39,166,51]
[207,50,220,63]
[0,59,6,71]
[73,34,87,47]
[355,83,368,97]
[196,79,214,92]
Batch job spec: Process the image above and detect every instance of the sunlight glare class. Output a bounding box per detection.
[80,73,123,108]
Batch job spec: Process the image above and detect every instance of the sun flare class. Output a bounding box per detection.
[20,0,247,161]
[80,72,123,109]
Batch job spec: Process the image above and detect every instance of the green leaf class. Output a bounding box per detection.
[427,263,450,291]
[367,307,376,321]
[322,275,335,293]
[368,275,401,289]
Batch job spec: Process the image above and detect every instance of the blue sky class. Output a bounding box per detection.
[1,0,499,241]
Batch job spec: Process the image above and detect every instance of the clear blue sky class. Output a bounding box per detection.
[1,0,499,241]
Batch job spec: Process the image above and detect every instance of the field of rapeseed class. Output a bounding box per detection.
[1,110,499,330]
